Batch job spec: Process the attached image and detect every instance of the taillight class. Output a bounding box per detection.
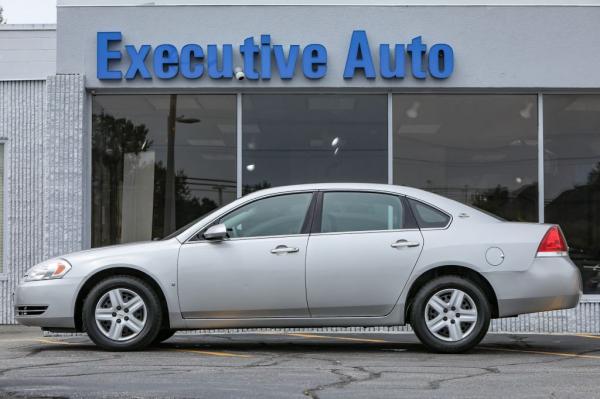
[536,226,568,257]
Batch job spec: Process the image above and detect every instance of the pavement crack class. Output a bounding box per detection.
[303,365,382,398]
[426,366,500,390]
[0,356,117,377]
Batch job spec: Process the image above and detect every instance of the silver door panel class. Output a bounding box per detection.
[306,230,424,317]
[178,236,310,318]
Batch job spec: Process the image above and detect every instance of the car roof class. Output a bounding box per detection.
[242,183,445,203]
[175,183,500,242]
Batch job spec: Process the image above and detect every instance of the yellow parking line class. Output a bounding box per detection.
[174,348,252,358]
[576,334,600,340]
[287,333,389,343]
[485,347,600,360]
[35,338,77,346]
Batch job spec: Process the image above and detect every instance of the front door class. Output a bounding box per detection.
[178,192,314,318]
[306,191,424,317]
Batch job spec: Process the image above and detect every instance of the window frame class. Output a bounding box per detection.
[310,189,419,236]
[185,191,318,243]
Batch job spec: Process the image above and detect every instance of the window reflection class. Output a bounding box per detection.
[242,94,388,193]
[544,95,600,294]
[393,94,538,222]
[92,95,236,247]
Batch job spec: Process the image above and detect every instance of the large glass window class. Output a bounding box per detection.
[242,94,387,193]
[220,193,313,238]
[320,192,409,233]
[92,95,236,247]
[393,94,538,222]
[544,94,600,294]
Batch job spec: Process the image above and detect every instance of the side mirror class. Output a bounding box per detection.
[203,223,228,241]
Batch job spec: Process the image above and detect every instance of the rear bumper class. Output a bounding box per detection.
[14,278,78,328]
[485,256,582,318]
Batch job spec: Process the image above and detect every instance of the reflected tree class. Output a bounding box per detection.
[92,112,217,245]
[545,162,600,293]
[243,180,272,195]
[587,161,600,186]
[152,161,218,239]
[92,113,151,246]
[471,184,537,222]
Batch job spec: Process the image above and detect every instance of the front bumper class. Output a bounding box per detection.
[486,256,582,318]
[14,278,78,328]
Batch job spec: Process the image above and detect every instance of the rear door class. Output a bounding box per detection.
[305,191,424,317]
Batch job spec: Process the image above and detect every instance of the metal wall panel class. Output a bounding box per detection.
[0,80,46,324]
[43,74,85,259]
[0,26,56,81]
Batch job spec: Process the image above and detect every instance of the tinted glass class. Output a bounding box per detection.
[242,94,387,193]
[92,95,236,247]
[409,199,451,228]
[544,94,600,294]
[393,94,538,222]
[321,192,406,233]
[221,193,313,238]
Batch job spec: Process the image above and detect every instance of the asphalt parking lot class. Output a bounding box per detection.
[1,326,599,399]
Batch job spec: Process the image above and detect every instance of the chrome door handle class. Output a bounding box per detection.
[270,245,300,254]
[391,239,420,248]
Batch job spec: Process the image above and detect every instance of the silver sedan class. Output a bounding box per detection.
[15,183,582,353]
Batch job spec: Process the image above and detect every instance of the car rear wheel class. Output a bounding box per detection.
[410,275,490,353]
[83,275,163,351]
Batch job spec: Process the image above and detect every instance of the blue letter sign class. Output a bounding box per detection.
[96,31,454,81]
[97,32,123,80]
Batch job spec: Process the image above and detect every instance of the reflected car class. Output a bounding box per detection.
[15,183,582,353]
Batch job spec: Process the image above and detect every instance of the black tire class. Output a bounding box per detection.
[83,275,163,351]
[151,329,177,346]
[409,275,490,353]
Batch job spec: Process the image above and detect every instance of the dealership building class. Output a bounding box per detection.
[0,0,599,332]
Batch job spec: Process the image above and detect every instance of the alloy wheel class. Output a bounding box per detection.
[424,288,478,342]
[94,288,147,341]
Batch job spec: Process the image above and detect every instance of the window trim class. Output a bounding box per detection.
[184,190,317,243]
[311,189,419,236]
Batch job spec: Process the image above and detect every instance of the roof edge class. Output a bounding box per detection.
[56,1,600,7]
[0,24,57,31]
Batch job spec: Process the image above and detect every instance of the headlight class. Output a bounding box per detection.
[24,259,72,282]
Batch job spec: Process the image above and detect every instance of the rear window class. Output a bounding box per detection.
[409,199,451,229]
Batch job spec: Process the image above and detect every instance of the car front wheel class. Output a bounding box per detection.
[410,275,491,353]
[83,275,163,351]
[151,329,177,346]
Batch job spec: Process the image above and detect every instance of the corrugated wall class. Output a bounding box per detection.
[0,80,46,324]
[43,74,85,259]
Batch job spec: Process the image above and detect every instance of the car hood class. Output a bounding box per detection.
[59,239,179,266]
